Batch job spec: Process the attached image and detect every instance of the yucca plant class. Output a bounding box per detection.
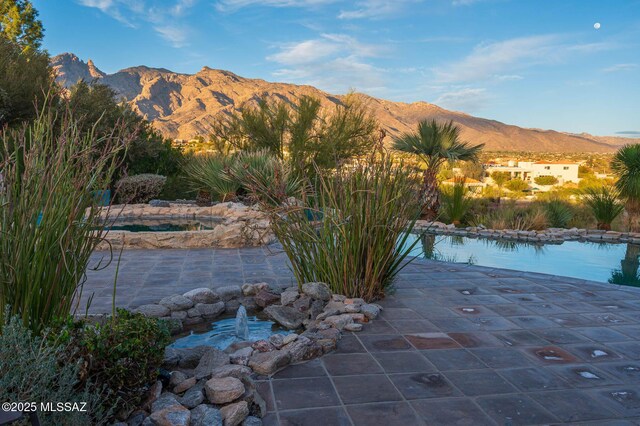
[544,199,574,228]
[612,144,640,232]
[0,102,127,332]
[183,154,240,202]
[582,186,624,230]
[249,152,422,301]
[441,177,473,225]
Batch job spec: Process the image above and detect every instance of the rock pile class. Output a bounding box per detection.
[128,282,381,425]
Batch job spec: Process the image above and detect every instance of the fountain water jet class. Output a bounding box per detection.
[235,305,249,340]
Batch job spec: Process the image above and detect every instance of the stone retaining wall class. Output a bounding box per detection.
[96,202,273,250]
[416,220,640,245]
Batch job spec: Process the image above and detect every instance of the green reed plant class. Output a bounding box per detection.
[441,177,473,225]
[544,199,574,228]
[582,186,625,230]
[0,103,126,332]
[250,151,422,301]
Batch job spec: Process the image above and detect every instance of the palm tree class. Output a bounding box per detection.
[393,120,484,219]
[612,144,640,232]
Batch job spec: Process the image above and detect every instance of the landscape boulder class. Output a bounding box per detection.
[264,305,306,330]
[204,377,245,404]
[301,282,331,301]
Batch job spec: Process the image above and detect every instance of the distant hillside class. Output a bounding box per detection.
[51,53,636,153]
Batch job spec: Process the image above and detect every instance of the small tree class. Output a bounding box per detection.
[0,0,44,52]
[582,186,624,230]
[534,175,559,186]
[490,171,511,202]
[505,178,529,192]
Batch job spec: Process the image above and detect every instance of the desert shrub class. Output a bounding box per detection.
[232,149,303,206]
[505,178,529,192]
[116,173,166,203]
[0,313,109,425]
[183,154,240,202]
[249,152,422,301]
[472,202,548,231]
[53,309,170,416]
[0,101,126,332]
[582,186,625,230]
[440,177,473,225]
[534,175,559,186]
[544,199,574,228]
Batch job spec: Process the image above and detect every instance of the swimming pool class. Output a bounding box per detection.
[406,233,640,287]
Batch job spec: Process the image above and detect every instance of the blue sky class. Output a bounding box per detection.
[34,0,640,136]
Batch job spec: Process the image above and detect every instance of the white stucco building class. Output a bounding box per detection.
[485,161,580,185]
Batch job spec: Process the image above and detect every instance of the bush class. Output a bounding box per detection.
[544,199,574,228]
[471,202,548,231]
[250,152,422,301]
[582,186,624,230]
[505,178,529,192]
[441,177,473,225]
[183,154,240,202]
[116,174,166,203]
[534,175,559,186]
[0,101,125,332]
[0,313,109,425]
[54,309,170,416]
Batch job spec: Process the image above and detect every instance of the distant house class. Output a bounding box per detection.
[485,160,579,185]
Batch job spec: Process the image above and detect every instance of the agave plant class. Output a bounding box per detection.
[393,120,484,220]
[183,154,240,202]
[582,186,624,230]
[544,200,574,228]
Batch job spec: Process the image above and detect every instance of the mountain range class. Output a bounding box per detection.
[51,53,637,153]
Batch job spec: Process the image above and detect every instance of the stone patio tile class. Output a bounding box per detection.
[447,332,503,348]
[507,315,562,329]
[356,319,397,335]
[380,307,423,320]
[608,342,640,360]
[582,312,634,326]
[272,377,341,410]
[556,301,608,313]
[598,361,640,383]
[372,351,436,374]
[389,372,461,400]
[272,359,327,379]
[467,316,520,331]
[499,366,571,391]
[410,398,494,426]
[526,345,581,364]
[427,317,479,332]
[333,334,366,354]
[410,305,460,319]
[277,407,351,426]
[492,330,549,347]
[332,375,402,404]
[530,389,618,422]
[422,349,487,371]
[377,297,407,308]
[255,381,276,412]
[405,333,461,350]
[451,305,497,316]
[386,319,439,334]
[586,386,640,418]
[547,364,622,387]
[476,394,557,425]
[534,328,592,344]
[444,369,516,396]
[565,344,623,363]
[501,293,547,303]
[469,348,536,368]
[359,334,413,352]
[322,353,383,376]
[477,303,533,316]
[523,302,571,314]
[346,402,422,426]
[575,326,634,342]
[590,301,638,311]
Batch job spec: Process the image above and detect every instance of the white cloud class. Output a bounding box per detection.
[338,0,420,19]
[215,0,336,12]
[267,34,385,93]
[76,0,196,46]
[434,34,617,84]
[434,87,489,112]
[602,63,638,73]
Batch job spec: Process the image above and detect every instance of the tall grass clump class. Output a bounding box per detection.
[582,186,624,230]
[544,199,574,228]
[471,202,548,231]
[0,103,126,332]
[441,177,473,225]
[183,154,240,202]
[248,152,422,301]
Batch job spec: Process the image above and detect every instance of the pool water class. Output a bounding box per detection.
[169,314,292,350]
[406,233,640,287]
[106,217,223,232]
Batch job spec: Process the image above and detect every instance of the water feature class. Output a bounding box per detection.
[406,233,640,287]
[105,217,223,232]
[234,305,250,340]
[169,311,291,350]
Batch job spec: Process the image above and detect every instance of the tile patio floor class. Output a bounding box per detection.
[84,246,640,425]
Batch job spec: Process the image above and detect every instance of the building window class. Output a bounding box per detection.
[544,166,550,170]
[563,166,569,170]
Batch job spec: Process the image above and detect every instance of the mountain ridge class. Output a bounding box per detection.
[51,53,638,153]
